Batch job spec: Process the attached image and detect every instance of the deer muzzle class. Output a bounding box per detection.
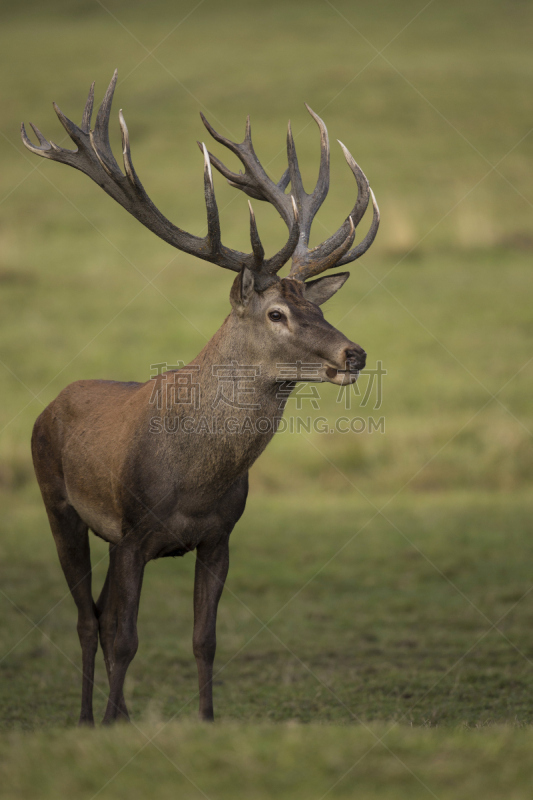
[325,345,366,385]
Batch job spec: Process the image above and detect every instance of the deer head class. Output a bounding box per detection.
[22,70,379,386]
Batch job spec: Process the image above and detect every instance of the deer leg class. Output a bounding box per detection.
[101,545,145,725]
[193,536,230,722]
[94,559,127,719]
[47,503,98,727]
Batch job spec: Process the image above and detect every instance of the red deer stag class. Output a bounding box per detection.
[22,71,379,725]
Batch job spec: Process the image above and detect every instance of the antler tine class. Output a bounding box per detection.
[286,121,305,201]
[285,105,331,264]
[304,104,330,215]
[196,142,266,202]
[245,114,252,143]
[51,102,83,149]
[201,142,222,253]
[337,140,370,227]
[337,188,380,266]
[199,112,242,157]
[200,139,290,204]
[247,200,265,267]
[81,82,95,134]
[118,109,136,185]
[288,106,331,213]
[119,104,187,229]
[90,70,122,179]
[278,168,290,193]
[21,121,50,152]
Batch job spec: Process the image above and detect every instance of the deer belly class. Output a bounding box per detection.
[68,493,123,544]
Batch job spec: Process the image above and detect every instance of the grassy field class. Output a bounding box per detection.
[1,0,533,797]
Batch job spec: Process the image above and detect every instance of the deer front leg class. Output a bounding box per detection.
[193,536,230,722]
[101,545,145,725]
[95,561,128,720]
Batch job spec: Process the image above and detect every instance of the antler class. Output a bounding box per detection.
[21,70,300,288]
[202,104,379,282]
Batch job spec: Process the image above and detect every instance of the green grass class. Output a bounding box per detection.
[3,721,533,800]
[1,0,533,796]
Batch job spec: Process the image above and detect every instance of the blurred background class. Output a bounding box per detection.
[1,0,533,774]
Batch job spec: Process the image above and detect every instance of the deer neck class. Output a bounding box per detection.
[190,313,290,424]
[149,314,293,502]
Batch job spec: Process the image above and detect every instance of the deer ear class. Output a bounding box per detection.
[230,266,256,312]
[303,272,350,306]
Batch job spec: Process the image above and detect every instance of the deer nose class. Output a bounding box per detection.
[344,346,366,369]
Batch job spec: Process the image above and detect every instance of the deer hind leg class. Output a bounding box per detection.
[99,544,145,725]
[193,536,230,722]
[46,502,98,726]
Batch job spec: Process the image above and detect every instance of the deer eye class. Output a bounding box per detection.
[268,310,283,322]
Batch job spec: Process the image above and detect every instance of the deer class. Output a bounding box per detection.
[21,70,379,726]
